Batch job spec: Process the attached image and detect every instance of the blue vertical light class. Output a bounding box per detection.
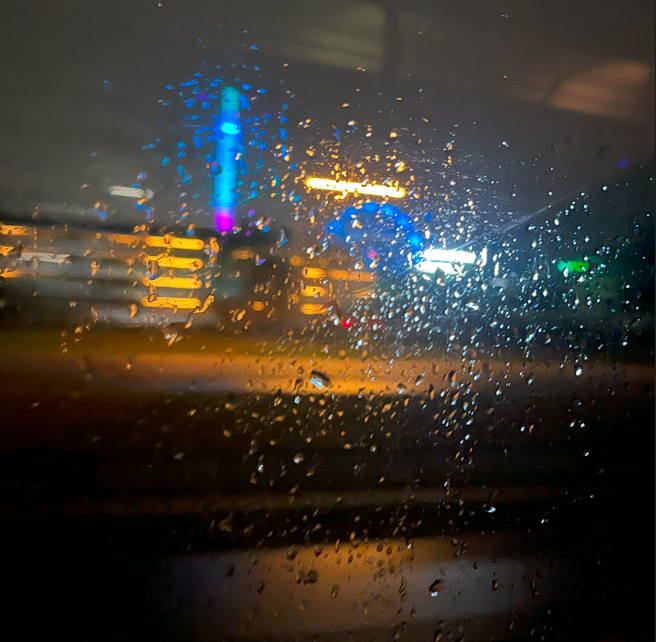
[213,86,241,232]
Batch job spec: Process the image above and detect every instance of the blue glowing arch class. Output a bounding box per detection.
[325,202,424,270]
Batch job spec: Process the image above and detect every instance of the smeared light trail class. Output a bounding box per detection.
[306,178,405,199]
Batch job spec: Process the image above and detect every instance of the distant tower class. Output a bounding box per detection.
[213,86,241,232]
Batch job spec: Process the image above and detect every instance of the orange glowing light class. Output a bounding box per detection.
[141,297,202,309]
[142,256,203,270]
[141,276,202,289]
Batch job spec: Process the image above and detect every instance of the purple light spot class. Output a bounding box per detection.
[618,158,629,168]
[214,207,234,233]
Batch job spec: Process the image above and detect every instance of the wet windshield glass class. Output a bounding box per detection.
[0,2,653,641]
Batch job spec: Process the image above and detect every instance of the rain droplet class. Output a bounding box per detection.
[575,367,583,376]
[257,580,265,594]
[219,513,233,532]
[492,579,499,591]
[429,579,444,597]
[331,584,340,598]
[293,452,305,464]
[303,569,319,584]
[309,370,331,390]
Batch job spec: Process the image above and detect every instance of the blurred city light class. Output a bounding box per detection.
[420,248,477,264]
[141,296,201,309]
[306,178,405,199]
[109,186,154,199]
[415,248,480,276]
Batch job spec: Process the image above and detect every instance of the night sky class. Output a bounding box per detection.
[0,0,653,234]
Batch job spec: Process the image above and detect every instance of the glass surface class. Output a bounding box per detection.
[0,2,653,640]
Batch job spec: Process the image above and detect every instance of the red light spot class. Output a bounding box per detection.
[340,317,353,329]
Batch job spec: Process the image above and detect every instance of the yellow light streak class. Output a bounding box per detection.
[302,267,326,279]
[109,234,205,251]
[145,236,205,250]
[0,224,32,236]
[301,285,328,298]
[141,297,201,309]
[306,178,405,199]
[0,269,22,278]
[327,269,376,282]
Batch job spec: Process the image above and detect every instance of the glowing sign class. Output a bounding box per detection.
[306,178,405,199]
[213,86,242,232]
